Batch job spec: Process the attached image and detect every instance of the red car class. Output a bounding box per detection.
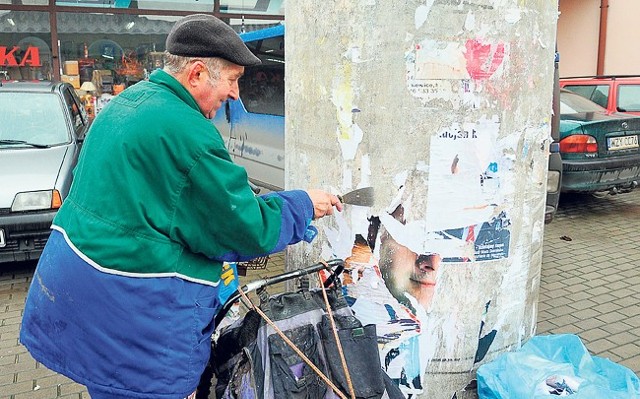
[560,76,640,116]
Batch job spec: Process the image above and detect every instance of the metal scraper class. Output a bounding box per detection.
[338,187,374,207]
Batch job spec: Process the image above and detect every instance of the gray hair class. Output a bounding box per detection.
[162,51,230,82]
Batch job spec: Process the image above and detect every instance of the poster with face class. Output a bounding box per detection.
[323,134,512,396]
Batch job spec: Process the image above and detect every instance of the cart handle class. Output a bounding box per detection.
[215,259,345,328]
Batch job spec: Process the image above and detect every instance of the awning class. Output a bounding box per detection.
[0,11,175,35]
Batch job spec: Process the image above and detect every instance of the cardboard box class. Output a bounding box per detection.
[64,61,79,76]
[61,74,80,89]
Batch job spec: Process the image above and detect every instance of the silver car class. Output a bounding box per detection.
[0,81,89,263]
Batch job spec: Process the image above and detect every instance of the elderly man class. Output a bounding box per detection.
[20,14,341,399]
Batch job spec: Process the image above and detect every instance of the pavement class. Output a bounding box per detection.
[1,190,639,398]
[537,191,640,374]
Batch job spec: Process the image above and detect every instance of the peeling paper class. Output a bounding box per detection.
[414,0,435,30]
[323,212,354,260]
[426,116,502,231]
[416,160,429,173]
[343,263,434,397]
[380,213,471,257]
[331,74,363,160]
[336,123,363,160]
[406,39,489,109]
[440,313,461,356]
[342,166,353,189]
[344,46,371,63]
[323,208,371,261]
[464,11,475,31]
[504,8,521,24]
[360,154,372,187]
[414,40,469,80]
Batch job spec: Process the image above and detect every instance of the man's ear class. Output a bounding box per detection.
[185,61,206,87]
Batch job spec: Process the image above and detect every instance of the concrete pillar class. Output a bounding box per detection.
[287,1,558,398]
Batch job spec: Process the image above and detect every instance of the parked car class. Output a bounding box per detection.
[212,24,285,191]
[560,75,640,116]
[0,81,89,263]
[558,89,640,194]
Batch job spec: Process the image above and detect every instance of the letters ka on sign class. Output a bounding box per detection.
[0,46,41,67]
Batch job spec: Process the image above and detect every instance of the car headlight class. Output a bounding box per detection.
[11,190,62,211]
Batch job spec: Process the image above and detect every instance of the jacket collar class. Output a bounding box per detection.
[149,69,201,114]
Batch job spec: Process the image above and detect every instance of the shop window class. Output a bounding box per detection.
[221,0,284,16]
[55,0,214,12]
[57,12,178,102]
[0,0,48,4]
[0,11,52,80]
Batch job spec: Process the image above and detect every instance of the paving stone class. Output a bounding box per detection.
[596,311,629,324]
[546,304,576,317]
[15,367,58,383]
[587,338,620,355]
[14,385,59,399]
[609,343,640,360]
[600,321,634,335]
[567,299,598,311]
[0,372,15,385]
[2,379,35,396]
[624,315,640,328]
[578,327,611,343]
[591,302,623,314]
[58,381,90,396]
[620,355,640,374]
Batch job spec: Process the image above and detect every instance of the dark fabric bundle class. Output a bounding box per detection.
[212,288,404,399]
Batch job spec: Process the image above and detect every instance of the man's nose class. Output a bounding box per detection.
[415,254,435,271]
[228,81,240,100]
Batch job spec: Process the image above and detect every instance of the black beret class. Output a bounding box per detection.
[166,14,261,67]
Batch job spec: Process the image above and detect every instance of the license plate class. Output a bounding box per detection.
[0,228,5,248]
[608,135,639,150]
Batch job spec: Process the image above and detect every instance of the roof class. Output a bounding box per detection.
[0,81,59,92]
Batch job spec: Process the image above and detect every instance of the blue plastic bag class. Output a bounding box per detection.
[477,334,640,398]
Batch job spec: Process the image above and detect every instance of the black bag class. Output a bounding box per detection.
[212,288,404,399]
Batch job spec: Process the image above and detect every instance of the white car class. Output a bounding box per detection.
[0,81,89,263]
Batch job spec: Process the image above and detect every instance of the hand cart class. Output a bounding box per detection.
[196,259,346,399]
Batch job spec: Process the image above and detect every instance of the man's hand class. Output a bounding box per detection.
[306,189,343,219]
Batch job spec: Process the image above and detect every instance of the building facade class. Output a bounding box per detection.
[0,0,283,111]
[558,0,640,77]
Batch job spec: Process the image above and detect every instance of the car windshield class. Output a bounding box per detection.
[560,90,606,114]
[0,92,70,147]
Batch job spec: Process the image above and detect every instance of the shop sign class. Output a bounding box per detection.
[0,46,41,67]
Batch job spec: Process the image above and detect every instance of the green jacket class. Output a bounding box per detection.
[55,69,313,285]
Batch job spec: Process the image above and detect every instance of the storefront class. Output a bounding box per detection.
[0,0,283,114]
